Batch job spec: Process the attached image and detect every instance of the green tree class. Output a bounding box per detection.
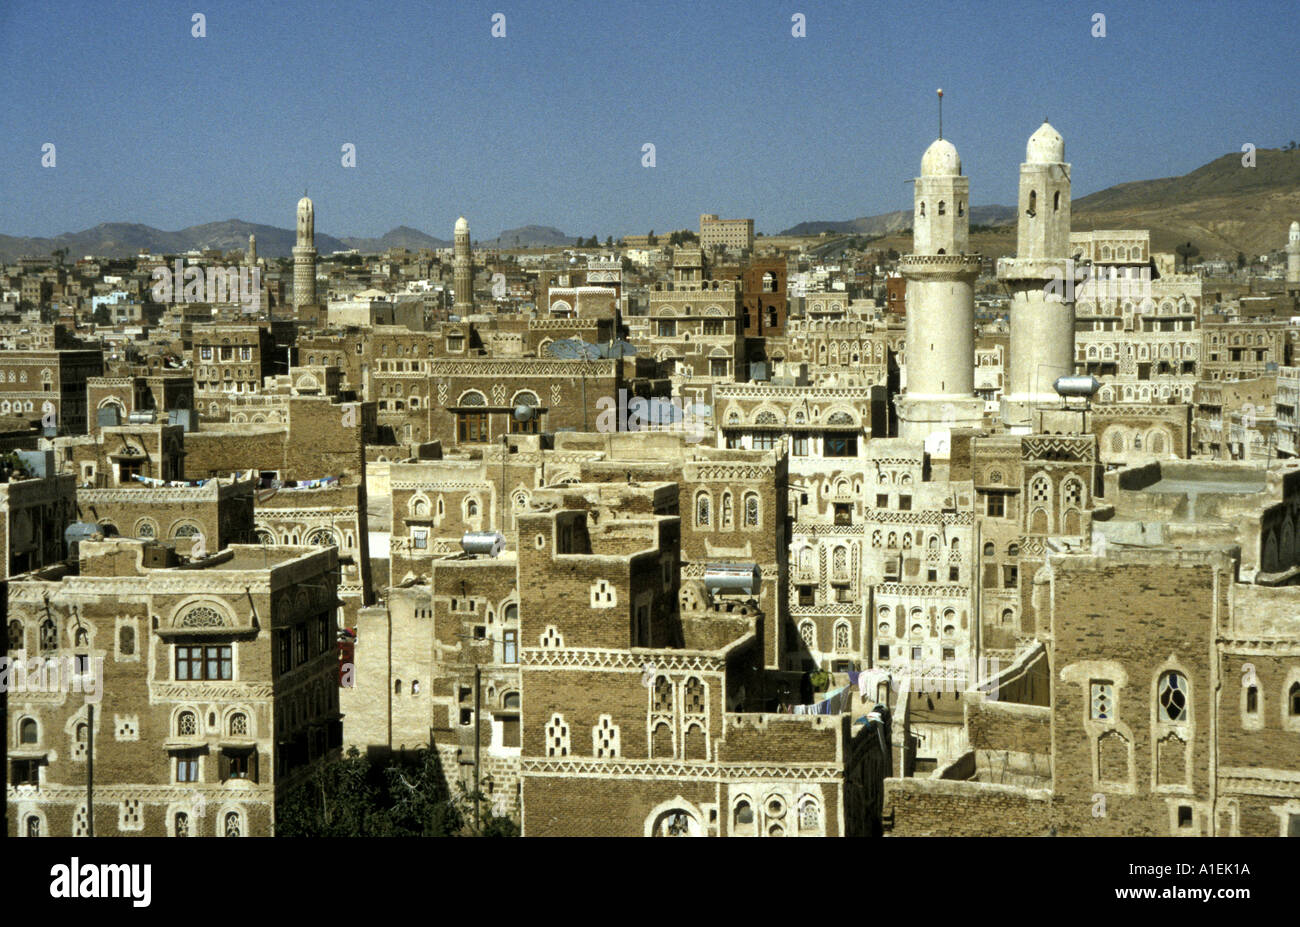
[275,747,381,837]
[1175,241,1200,271]
[92,305,112,325]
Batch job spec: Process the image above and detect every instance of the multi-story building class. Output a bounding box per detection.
[1072,230,1202,404]
[699,213,754,253]
[6,538,342,837]
[0,347,103,436]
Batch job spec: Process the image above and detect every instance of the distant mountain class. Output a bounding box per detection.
[0,219,547,262]
[0,220,351,263]
[479,225,576,249]
[779,205,1015,238]
[340,226,450,252]
[1071,147,1300,257]
[780,148,1300,258]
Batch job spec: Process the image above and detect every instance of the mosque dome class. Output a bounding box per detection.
[1026,122,1065,163]
[921,138,961,177]
[455,216,469,233]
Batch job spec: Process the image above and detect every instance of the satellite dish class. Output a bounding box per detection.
[513,404,533,422]
[546,338,601,360]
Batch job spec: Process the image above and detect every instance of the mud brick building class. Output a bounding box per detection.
[86,373,195,436]
[7,539,341,837]
[884,458,1300,836]
[1,455,77,579]
[427,356,668,450]
[0,347,103,436]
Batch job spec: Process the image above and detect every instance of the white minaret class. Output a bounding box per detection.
[998,122,1082,432]
[1287,221,1300,285]
[293,196,317,310]
[453,216,473,314]
[247,233,257,266]
[895,135,984,444]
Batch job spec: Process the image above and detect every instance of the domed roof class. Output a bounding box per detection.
[455,216,469,233]
[921,138,961,177]
[1290,220,1299,241]
[1026,121,1064,163]
[297,196,313,212]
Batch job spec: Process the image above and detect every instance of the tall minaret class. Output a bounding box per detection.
[247,233,257,267]
[293,196,318,310]
[895,136,984,444]
[453,216,473,314]
[1287,221,1300,285]
[998,122,1082,432]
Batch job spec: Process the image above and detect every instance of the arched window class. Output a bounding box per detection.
[74,627,88,647]
[177,711,197,736]
[720,492,733,529]
[394,679,402,695]
[938,201,946,216]
[174,812,189,836]
[1028,190,1037,215]
[1289,682,1300,717]
[1053,190,1060,211]
[744,493,760,527]
[39,618,57,652]
[1008,543,1019,558]
[8,620,22,652]
[229,713,248,736]
[799,621,816,651]
[1158,672,1189,722]
[983,542,994,558]
[466,499,479,517]
[695,492,711,527]
[834,622,850,652]
[26,815,41,837]
[19,718,38,744]
[224,812,242,837]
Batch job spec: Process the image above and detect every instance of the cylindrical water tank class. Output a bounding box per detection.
[703,563,760,595]
[1053,375,1102,397]
[461,531,505,557]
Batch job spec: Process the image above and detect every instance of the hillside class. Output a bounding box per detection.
[1070,147,1300,257]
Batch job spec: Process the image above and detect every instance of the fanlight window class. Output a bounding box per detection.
[1158,672,1189,722]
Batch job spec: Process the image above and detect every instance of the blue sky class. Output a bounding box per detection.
[1,0,1296,240]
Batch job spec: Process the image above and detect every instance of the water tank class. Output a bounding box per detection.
[751,361,769,382]
[128,409,158,424]
[1053,375,1102,398]
[65,521,106,557]
[703,563,760,595]
[461,531,505,557]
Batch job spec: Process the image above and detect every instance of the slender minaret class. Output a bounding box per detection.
[895,136,984,443]
[247,233,257,266]
[453,216,473,314]
[293,196,317,310]
[998,122,1082,432]
[1287,221,1300,285]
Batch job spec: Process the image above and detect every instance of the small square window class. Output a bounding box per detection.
[948,566,960,582]
[473,626,486,640]
[898,495,911,511]
[1177,805,1193,828]
[942,647,955,662]
[459,708,473,726]
[876,494,888,508]
[877,645,889,660]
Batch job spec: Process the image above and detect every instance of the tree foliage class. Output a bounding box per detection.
[275,747,518,837]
